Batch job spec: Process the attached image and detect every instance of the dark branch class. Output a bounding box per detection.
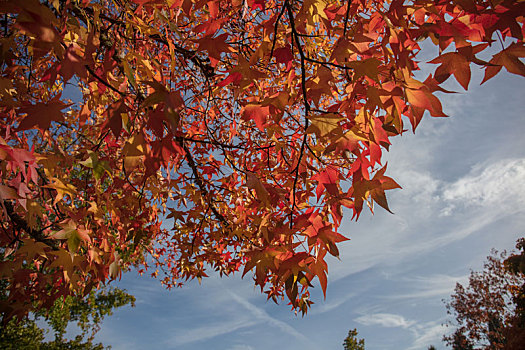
[344,0,353,36]
[174,136,229,228]
[2,201,59,249]
[85,65,126,97]
[69,5,215,79]
[285,1,310,226]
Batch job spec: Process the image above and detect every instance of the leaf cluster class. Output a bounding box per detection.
[0,0,523,319]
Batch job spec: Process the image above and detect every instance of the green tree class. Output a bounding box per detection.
[0,285,135,349]
[343,328,365,350]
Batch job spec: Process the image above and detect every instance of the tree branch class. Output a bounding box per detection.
[2,201,59,249]
[69,5,215,79]
[84,65,125,97]
[174,136,229,228]
[285,1,310,227]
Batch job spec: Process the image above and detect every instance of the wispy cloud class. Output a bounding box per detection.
[332,157,525,283]
[356,312,448,349]
[441,158,525,215]
[408,322,448,350]
[355,313,415,328]
[168,318,257,347]
[229,345,255,350]
[394,210,500,259]
[310,291,359,315]
[386,274,468,300]
[227,291,310,344]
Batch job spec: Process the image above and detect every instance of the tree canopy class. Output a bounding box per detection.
[0,285,135,349]
[343,328,365,350]
[0,0,524,320]
[444,239,525,350]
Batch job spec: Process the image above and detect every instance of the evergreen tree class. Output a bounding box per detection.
[343,328,365,350]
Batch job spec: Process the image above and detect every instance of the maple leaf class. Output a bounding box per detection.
[17,99,68,131]
[52,220,90,253]
[122,133,147,172]
[45,178,77,204]
[482,43,525,84]
[194,18,228,36]
[249,0,265,11]
[312,167,340,198]
[58,43,89,82]
[348,58,381,82]
[274,46,294,70]
[247,173,270,206]
[13,0,59,42]
[103,100,128,138]
[368,165,401,214]
[307,113,343,138]
[429,52,471,90]
[195,33,232,66]
[217,72,243,87]
[406,87,447,118]
[0,184,19,200]
[242,104,269,131]
[308,249,328,298]
[80,151,111,180]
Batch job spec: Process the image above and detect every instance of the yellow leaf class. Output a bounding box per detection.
[80,151,111,180]
[307,113,343,137]
[26,199,43,229]
[109,252,121,279]
[122,133,146,171]
[348,58,381,82]
[45,178,77,204]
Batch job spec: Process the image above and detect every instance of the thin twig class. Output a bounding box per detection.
[85,65,126,96]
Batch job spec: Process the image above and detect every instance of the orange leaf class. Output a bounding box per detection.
[242,104,269,131]
[406,88,447,117]
[247,173,270,206]
[429,52,471,90]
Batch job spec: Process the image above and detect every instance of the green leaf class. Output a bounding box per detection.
[67,230,81,253]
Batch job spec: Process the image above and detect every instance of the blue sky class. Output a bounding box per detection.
[88,63,525,349]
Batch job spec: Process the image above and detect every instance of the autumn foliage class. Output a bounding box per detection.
[0,0,524,320]
[444,240,525,350]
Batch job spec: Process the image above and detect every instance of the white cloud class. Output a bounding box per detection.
[310,291,359,315]
[408,322,448,350]
[355,312,448,349]
[229,345,255,350]
[227,291,309,344]
[168,318,257,347]
[331,156,525,285]
[387,274,468,300]
[355,313,415,328]
[393,169,442,205]
[441,158,525,215]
